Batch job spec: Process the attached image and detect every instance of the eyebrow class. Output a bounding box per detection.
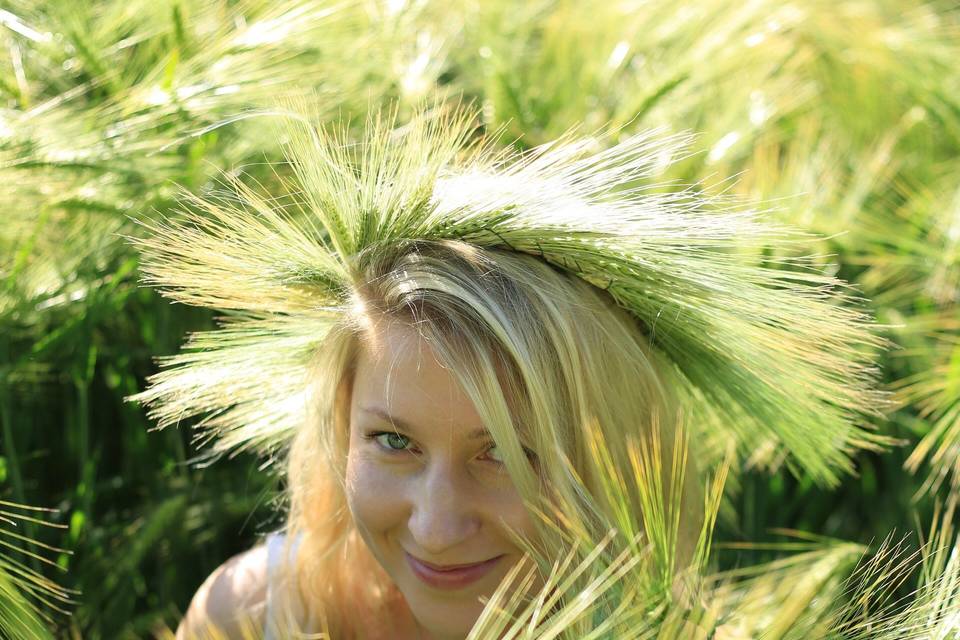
[360,406,491,440]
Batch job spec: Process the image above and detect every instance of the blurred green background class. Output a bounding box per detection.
[1,0,959,637]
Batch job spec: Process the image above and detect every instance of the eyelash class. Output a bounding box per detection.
[366,431,419,455]
[363,431,536,465]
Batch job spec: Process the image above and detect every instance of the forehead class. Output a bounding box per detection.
[350,321,487,440]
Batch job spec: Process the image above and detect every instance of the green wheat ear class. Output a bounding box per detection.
[132,100,887,484]
[0,500,74,640]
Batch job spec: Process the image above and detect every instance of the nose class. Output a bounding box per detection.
[407,457,481,556]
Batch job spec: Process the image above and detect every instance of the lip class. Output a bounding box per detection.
[405,551,504,590]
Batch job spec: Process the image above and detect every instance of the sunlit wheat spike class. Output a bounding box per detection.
[131,313,338,458]
[0,501,74,640]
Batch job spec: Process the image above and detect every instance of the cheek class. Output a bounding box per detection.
[475,468,541,548]
[496,488,539,546]
[345,449,408,540]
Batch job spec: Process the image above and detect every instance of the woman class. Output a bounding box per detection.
[135,105,883,638]
[175,239,693,638]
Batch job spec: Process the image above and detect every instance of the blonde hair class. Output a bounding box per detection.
[283,239,696,637]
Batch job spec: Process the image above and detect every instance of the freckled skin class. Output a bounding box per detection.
[346,323,538,640]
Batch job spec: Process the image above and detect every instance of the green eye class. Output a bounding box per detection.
[374,432,411,451]
[484,445,504,463]
[484,444,539,465]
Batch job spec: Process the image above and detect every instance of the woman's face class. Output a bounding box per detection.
[345,321,538,639]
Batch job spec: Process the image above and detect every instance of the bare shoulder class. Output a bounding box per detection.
[176,544,269,639]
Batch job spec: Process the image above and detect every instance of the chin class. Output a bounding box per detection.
[406,598,483,639]
[397,569,499,638]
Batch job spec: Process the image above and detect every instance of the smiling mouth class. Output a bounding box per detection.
[404,552,505,590]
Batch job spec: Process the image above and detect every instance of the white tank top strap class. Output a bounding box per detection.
[263,531,307,639]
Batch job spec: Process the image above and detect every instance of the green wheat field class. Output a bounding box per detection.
[2,0,960,637]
